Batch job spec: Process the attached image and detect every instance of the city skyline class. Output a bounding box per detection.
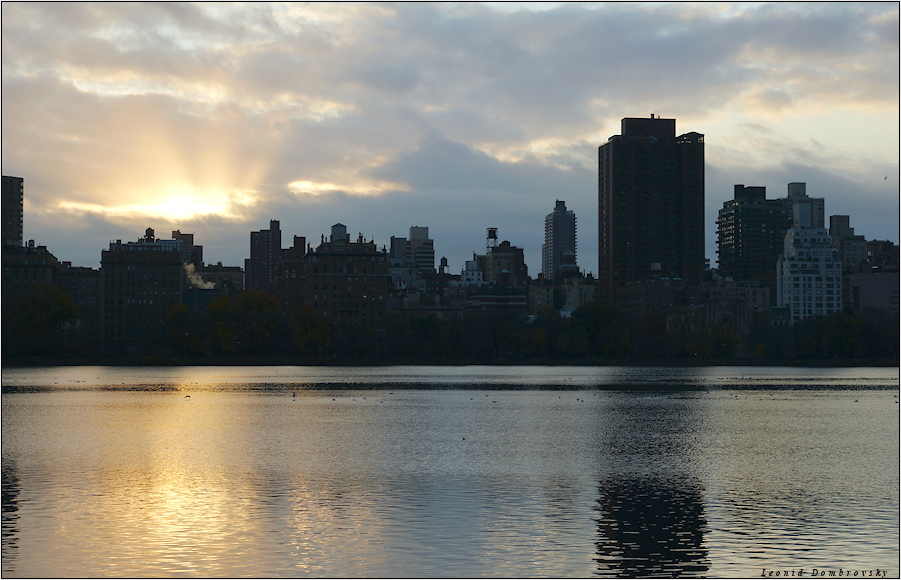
[2,3,898,273]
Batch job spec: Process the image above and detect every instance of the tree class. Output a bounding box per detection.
[571,303,631,357]
[822,312,861,358]
[697,323,740,359]
[206,290,288,356]
[856,307,900,360]
[291,305,331,357]
[7,283,77,357]
[167,302,204,356]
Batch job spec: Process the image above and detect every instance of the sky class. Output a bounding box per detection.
[2,2,899,275]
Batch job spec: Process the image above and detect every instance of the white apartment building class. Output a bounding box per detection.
[777,203,842,324]
[449,259,488,288]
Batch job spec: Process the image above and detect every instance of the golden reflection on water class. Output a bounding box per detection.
[2,378,898,578]
[44,389,294,576]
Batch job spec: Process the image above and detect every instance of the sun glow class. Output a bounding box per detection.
[287,179,405,197]
[54,187,259,222]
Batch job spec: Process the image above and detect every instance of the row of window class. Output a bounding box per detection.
[6,273,47,282]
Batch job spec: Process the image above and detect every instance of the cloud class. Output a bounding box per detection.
[2,2,897,274]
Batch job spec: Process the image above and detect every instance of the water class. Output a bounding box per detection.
[2,366,898,577]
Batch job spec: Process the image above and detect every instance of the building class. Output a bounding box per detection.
[542,200,577,279]
[2,175,24,248]
[847,271,899,318]
[246,220,283,292]
[698,280,770,336]
[529,279,556,314]
[452,258,489,288]
[272,236,307,317]
[301,224,389,323]
[55,263,102,352]
[100,228,185,354]
[1,240,62,316]
[866,239,899,272]
[785,182,824,229]
[389,236,411,267]
[198,262,244,292]
[58,262,101,315]
[776,204,842,325]
[528,271,597,317]
[171,230,203,267]
[462,287,528,316]
[829,215,868,273]
[717,185,793,295]
[598,116,705,305]
[409,226,435,274]
[615,278,691,320]
[485,240,529,287]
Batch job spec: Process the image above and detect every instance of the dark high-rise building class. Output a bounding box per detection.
[172,230,203,267]
[717,185,793,293]
[245,219,283,292]
[100,229,185,354]
[272,235,307,317]
[389,236,410,267]
[598,116,705,305]
[542,200,576,279]
[2,175,24,248]
[829,215,867,274]
[409,226,435,274]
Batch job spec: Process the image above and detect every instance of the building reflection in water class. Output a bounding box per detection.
[1,457,20,573]
[593,394,710,577]
[595,475,708,577]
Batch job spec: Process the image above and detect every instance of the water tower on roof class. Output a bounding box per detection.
[487,227,498,252]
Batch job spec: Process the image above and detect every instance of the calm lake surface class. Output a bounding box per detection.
[2,366,898,578]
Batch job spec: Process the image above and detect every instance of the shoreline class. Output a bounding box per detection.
[3,356,898,369]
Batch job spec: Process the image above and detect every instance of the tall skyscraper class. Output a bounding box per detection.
[542,200,576,279]
[2,175,24,248]
[245,220,282,292]
[598,116,705,305]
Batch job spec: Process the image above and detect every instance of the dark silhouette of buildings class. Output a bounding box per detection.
[542,200,576,279]
[246,220,282,292]
[172,230,203,267]
[58,262,101,314]
[866,239,899,268]
[2,175,24,248]
[409,226,435,274]
[301,224,389,323]
[717,185,793,298]
[829,215,868,273]
[387,226,436,292]
[272,235,307,317]
[100,228,185,354]
[598,116,705,305]
[197,262,244,292]
[1,240,62,320]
